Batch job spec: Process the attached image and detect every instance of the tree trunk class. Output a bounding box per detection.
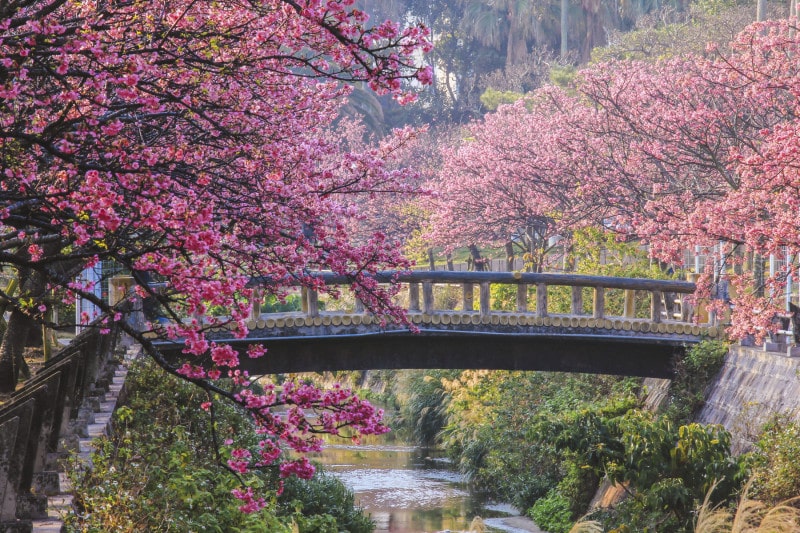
[0,308,34,392]
[505,241,515,271]
[446,253,454,271]
[561,0,569,59]
[0,267,48,393]
[506,20,516,71]
[564,242,576,272]
[427,248,436,271]
[468,244,487,271]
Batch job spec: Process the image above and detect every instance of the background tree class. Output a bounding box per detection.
[574,20,800,337]
[428,87,598,272]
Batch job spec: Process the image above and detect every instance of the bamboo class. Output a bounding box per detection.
[306,289,319,318]
[462,283,474,312]
[651,290,662,323]
[571,286,583,315]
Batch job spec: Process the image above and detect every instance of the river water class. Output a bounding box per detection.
[311,440,541,533]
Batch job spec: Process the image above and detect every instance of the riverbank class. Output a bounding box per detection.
[484,515,548,533]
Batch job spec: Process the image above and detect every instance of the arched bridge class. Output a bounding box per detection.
[154,271,722,379]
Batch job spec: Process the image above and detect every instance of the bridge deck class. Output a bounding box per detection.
[154,310,720,378]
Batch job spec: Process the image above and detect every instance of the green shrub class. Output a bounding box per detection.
[279,471,373,533]
[64,359,369,532]
[750,417,800,504]
[262,293,303,313]
[480,87,525,111]
[529,489,574,533]
[666,340,728,423]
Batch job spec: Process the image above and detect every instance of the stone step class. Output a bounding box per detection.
[30,518,63,533]
[91,414,112,428]
[46,496,72,511]
[85,423,107,439]
[57,474,72,493]
[29,353,136,533]
[33,472,61,496]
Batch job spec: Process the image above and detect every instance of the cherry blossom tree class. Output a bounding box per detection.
[430,18,800,338]
[428,88,596,272]
[572,19,800,338]
[0,0,431,508]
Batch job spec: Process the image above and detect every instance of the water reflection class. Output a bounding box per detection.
[311,443,506,533]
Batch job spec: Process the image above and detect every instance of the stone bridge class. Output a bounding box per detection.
[155,271,722,378]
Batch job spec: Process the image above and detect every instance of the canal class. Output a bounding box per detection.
[311,440,545,533]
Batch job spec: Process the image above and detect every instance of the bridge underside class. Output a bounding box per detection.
[158,331,689,378]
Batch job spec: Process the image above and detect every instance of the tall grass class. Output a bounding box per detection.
[695,482,800,533]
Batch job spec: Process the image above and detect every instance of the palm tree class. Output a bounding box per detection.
[460,0,542,69]
[561,0,570,59]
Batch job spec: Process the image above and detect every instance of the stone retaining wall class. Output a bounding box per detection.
[696,345,800,454]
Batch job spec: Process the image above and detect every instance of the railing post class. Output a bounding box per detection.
[650,290,662,323]
[687,272,707,324]
[462,283,474,312]
[479,282,491,316]
[593,287,605,319]
[516,284,528,312]
[570,286,583,315]
[409,282,420,312]
[536,283,548,318]
[623,289,635,318]
[306,288,319,318]
[422,282,434,314]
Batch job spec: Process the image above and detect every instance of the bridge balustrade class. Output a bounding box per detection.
[250,271,706,333]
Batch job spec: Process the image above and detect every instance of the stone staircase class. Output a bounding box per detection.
[28,348,134,533]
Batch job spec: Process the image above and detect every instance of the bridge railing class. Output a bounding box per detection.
[253,271,701,326]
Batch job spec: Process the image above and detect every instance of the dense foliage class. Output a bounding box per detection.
[66,358,372,533]
[749,417,800,505]
[391,339,745,533]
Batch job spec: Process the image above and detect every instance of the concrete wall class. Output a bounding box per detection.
[697,345,800,454]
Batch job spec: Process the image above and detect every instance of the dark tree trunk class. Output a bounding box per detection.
[427,248,436,271]
[468,244,487,272]
[0,307,35,391]
[0,266,48,393]
[446,253,454,271]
